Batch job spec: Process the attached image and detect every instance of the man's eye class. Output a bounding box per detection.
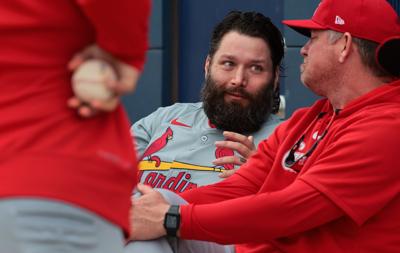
[251,65,263,72]
[222,61,234,67]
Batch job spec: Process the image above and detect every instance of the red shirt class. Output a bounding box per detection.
[180,80,400,252]
[0,0,150,234]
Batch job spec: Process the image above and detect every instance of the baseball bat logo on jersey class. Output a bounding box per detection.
[138,124,236,193]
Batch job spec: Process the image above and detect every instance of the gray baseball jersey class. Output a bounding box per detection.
[132,102,281,193]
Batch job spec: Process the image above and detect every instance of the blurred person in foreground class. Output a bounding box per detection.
[0,1,150,252]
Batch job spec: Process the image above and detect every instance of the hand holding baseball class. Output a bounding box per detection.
[68,44,140,117]
[72,59,117,102]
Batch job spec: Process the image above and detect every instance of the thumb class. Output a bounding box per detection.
[248,135,256,150]
[137,183,154,195]
[218,169,237,178]
[248,135,254,142]
[68,53,86,71]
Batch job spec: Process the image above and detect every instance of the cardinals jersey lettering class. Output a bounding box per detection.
[132,102,281,193]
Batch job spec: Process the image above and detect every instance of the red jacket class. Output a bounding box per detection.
[181,80,400,253]
[0,0,150,234]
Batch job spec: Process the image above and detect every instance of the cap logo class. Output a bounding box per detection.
[335,15,345,25]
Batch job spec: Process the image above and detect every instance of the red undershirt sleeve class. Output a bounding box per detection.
[180,179,343,244]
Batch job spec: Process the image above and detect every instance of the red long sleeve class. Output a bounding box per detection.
[180,180,343,244]
[75,0,151,70]
[180,120,286,204]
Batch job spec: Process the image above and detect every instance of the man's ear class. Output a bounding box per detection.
[338,32,353,63]
[204,55,211,78]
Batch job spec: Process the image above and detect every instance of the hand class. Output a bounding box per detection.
[67,44,141,118]
[214,131,256,178]
[130,184,170,241]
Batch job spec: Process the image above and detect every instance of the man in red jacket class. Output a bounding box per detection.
[129,0,400,252]
[0,1,150,252]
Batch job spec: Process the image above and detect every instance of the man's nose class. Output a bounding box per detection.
[300,40,310,57]
[231,67,247,86]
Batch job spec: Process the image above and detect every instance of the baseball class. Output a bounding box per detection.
[72,59,117,102]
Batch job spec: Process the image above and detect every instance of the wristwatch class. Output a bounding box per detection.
[163,205,180,237]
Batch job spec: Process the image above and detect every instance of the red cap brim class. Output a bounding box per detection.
[282,19,327,37]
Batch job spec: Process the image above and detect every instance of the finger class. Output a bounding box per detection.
[213,156,244,166]
[68,44,108,71]
[68,53,87,71]
[67,97,98,118]
[78,105,97,118]
[239,157,247,163]
[106,65,140,95]
[215,140,253,158]
[137,183,154,195]
[247,136,256,153]
[223,131,253,145]
[223,131,248,142]
[67,97,82,109]
[90,97,119,112]
[108,79,135,95]
[218,169,237,178]
[106,79,130,96]
[223,131,256,150]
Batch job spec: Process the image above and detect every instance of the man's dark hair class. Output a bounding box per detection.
[208,11,285,113]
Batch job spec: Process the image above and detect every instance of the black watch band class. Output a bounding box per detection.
[163,205,180,237]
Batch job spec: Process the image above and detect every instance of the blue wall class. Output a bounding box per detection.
[122,0,172,123]
[388,0,400,13]
[282,0,320,117]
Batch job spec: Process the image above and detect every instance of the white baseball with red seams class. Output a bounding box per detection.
[72,59,117,102]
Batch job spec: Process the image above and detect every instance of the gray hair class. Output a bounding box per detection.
[328,30,390,77]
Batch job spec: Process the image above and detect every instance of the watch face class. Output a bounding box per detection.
[166,215,178,228]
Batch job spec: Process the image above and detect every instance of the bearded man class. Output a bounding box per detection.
[132,11,284,192]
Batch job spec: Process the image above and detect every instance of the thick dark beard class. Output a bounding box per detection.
[201,74,274,134]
